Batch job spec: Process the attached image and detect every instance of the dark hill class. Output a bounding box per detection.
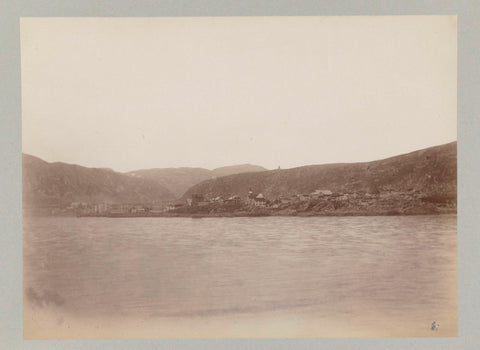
[22,154,175,209]
[212,164,267,178]
[183,142,457,202]
[127,164,267,198]
[127,168,212,199]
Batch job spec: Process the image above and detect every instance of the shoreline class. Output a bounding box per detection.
[49,209,458,219]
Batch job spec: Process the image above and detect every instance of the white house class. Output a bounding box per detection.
[254,193,266,207]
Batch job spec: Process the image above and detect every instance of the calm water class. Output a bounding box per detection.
[23,215,457,337]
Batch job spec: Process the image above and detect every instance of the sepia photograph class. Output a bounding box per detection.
[21,16,457,339]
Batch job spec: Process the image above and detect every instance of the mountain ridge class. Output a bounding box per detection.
[22,154,268,208]
[23,141,457,216]
[126,164,267,198]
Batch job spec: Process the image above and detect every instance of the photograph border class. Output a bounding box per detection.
[1,0,479,349]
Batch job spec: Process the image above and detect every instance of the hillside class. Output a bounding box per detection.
[127,168,212,199]
[183,142,457,208]
[23,154,175,209]
[127,164,267,198]
[23,142,457,217]
[211,164,267,178]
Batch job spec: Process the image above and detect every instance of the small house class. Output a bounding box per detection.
[131,205,146,214]
[225,195,242,207]
[166,203,184,211]
[254,193,266,207]
[109,204,130,214]
[212,196,224,204]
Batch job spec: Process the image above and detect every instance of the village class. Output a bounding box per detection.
[52,189,334,216]
[49,186,451,217]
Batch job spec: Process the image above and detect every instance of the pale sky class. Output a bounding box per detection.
[21,16,457,172]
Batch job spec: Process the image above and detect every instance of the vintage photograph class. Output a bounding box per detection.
[21,16,457,338]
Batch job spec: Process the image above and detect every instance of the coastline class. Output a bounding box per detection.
[75,208,457,218]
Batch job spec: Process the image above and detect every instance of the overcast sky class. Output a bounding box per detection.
[21,16,457,172]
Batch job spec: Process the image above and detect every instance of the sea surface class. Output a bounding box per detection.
[23,215,457,338]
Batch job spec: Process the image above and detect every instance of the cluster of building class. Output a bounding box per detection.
[180,188,338,210]
[55,188,348,216]
[51,202,170,215]
[182,190,267,209]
